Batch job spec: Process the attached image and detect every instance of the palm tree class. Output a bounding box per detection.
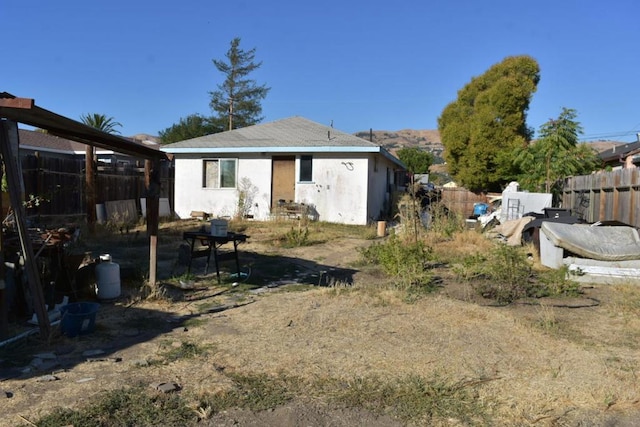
[80,113,122,134]
[79,113,122,229]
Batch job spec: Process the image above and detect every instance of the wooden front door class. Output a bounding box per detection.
[271,156,295,210]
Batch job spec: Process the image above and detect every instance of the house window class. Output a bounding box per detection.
[299,155,313,182]
[203,158,237,188]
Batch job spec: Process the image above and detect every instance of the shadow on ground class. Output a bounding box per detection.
[0,248,359,383]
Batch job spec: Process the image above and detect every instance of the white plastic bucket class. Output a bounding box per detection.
[95,254,121,300]
[210,219,228,237]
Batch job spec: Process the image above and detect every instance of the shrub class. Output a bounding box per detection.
[282,223,310,247]
[454,244,534,304]
[359,233,433,291]
[427,202,465,238]
[536,265,582,297]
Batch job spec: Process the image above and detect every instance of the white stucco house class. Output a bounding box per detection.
[161,117,406,225]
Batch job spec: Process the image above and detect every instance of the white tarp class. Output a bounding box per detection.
[499,190,552,223]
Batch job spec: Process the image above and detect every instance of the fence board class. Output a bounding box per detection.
[19,155,174,221]
[562,169,640,227]
[440,188,490,217]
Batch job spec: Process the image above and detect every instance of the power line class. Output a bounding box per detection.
[579,130,640,142]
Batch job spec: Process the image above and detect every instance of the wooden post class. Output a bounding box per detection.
[0,175,5,338]
[145,159,160,287]
[85,145,96,232]
[599,173,606,222]
[631,169,638,226]
[0,120,50,338]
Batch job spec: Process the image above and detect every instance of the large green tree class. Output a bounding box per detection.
[514,107,601,195]
[437,55,540,192]
[397,147,434,175]
[159,114,223,144]
[209,37,270,130]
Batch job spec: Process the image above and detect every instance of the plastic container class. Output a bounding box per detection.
[95,254,121,300]
[60,302,100,337]
[473,203,489,217]
[210,219,228,237]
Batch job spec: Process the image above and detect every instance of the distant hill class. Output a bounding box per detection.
[355,129,624,158]
[130,133,160,144]
[586,140,625,153]
[354,129,443,159]
[355,130,626,184]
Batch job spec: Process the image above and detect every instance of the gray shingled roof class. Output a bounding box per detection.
[18,128,160,155]
[18,128,87,153]
[599,141,640,163]
[162,116,382,151]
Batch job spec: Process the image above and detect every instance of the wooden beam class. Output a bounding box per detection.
[0,97,34,109]
[0,180,5,338]
[0,120,50,339]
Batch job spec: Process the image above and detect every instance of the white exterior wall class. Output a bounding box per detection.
[296,154,370,225]
[173,152,397,225]
[367,154,397,221]
[173,155,272,220]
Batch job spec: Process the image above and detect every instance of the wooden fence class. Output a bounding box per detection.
[20,154,174,220]
[561,168,640,228]
[439,187,491,218]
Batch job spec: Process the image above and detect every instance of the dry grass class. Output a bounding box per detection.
[198,288,640,424]
[428,228,495,262]
[5,218,640,426]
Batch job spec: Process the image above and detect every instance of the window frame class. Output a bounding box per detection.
[299,155,313,182]
[202,158,237,189]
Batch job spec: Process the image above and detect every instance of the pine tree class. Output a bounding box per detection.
[209,37,270,130]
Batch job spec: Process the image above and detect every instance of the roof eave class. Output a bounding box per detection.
[162,146,383,154]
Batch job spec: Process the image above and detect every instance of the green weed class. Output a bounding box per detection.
[427,202,465,238]
[319,373,490,424]
[25,370,493,427]
[536,265,582,297]
[454,244,533,304]
[359,232,434,291]
[282,223,310,247]
[24,385,194,427]
[160,341,209,363]
[202,372,299,412]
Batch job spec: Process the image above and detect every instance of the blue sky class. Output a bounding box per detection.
[4,0,640,142]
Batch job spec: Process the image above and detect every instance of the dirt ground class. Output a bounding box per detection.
[2,220,640,426]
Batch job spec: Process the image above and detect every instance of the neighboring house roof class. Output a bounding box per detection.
[162,116,405,168]
[18,128,87,155]
[1,92,165,159]
[599,141,640,163]
[18,128,160,156]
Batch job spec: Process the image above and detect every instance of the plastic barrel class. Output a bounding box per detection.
[95,256,121,300]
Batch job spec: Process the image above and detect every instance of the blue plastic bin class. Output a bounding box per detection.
[473,203,489,216]
[60,302,100,337]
